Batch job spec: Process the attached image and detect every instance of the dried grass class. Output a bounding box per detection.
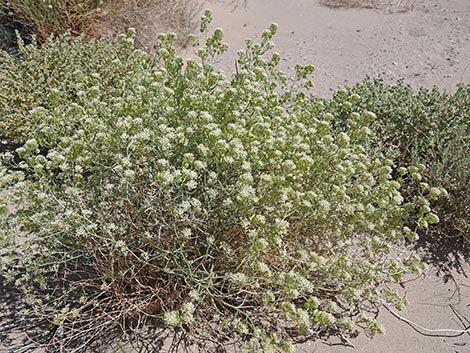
[0,0,120,42]
[319,0,414,14]
[94,0,203,48]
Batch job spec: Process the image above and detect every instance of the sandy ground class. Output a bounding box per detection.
[203,0,470,97]
[305,264,470,353]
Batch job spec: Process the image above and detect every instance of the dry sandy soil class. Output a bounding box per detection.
[202,0,470,97]
[1,1,469,352]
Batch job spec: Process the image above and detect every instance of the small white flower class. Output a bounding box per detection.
[253,214,266,224]
[240,172,253,184]
[238,185,255,200]
[207,188,218,199]
[124,169,135,179]
[115,240,129,255]
[260,173,272,183]
[186,180,197,190]
[183,168,198,180]
[223,156,235,164]
[194,160,206,170]
[176,201,191,216]
[319,200,331,212]
[190,198,202,211]
[163,310,180,326]
[180,302,195,324]
[182,228,192,238]
[197,144,209,156]
[160,171,174,185]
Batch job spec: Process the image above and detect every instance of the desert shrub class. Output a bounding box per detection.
[0,30,139,144]
[1,15,432,352]
[0,0,120,42]
[93,0,202,48]
[0,0,201,47]
[319,78,469,242]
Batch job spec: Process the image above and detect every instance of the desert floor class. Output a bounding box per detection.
[204,0,470,97]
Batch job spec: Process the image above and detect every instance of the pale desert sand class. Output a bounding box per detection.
[203,0,470,97]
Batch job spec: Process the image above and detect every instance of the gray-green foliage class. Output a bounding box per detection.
[0,29,132,143]
[320,78,470,241]
[1,14,431,352]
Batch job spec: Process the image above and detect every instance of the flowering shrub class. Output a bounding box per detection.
[0,29,135,144]
[1,13,432,352]
[319,78,469,242]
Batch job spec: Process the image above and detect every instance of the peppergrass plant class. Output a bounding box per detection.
[1,12,434,352]
[319,78,469,243]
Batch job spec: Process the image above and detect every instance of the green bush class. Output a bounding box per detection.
[0,29,136,144]
[320,78,469,242]
[1,15,431,352]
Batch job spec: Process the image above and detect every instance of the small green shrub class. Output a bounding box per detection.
[1,15,431,352]
[0,29,136,144]
[320,78,469,242]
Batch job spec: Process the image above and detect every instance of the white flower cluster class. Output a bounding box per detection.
[0,19,436,353]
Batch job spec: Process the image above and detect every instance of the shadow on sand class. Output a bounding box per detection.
[0,274,54,353]
[416,231,470,280]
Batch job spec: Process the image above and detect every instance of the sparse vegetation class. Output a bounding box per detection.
[0,0,119,41]
[0,0,201,46]
[319,0,414,14]
[94,0,202,48]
